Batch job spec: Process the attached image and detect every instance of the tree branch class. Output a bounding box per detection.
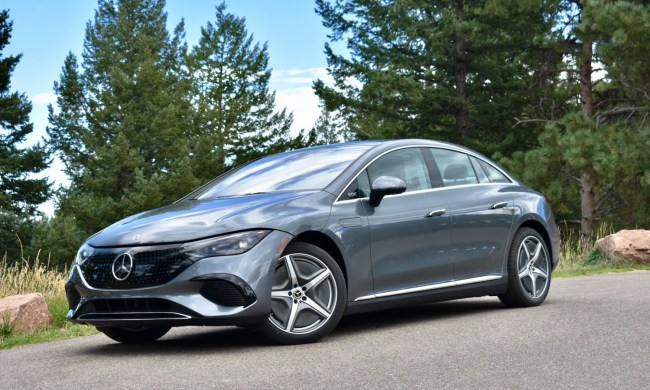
[512,118,565,128]
[595,107,642,124]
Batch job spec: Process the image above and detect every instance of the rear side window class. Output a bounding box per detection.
[469,156,490,183]
[429,149,478,187]
[477,159,511,183]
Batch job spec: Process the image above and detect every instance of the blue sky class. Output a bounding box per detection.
[4,0,333,214]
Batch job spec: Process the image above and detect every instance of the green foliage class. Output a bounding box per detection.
[45,0,199,263]
[0,10,50,260]
[186,2,305,182]
[310,107,351,145]
[584,248,607,265]
[42,1,302,266]
[501,1,650,232]
[314,0,559,154]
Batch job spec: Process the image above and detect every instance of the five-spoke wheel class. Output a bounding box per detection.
[499,228,551,307]
[262,242,346,344]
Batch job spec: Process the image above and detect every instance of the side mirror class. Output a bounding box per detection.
[368,176,406,207]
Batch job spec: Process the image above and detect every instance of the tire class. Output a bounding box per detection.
[499,228,552,308]
[97,326,171,344]
[261,242,347,344]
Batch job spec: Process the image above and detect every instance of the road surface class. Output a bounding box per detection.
[1,272,649,389]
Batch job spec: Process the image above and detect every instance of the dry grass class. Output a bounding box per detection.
[554,224,650,277]
[1,249,97,348]
[0,252,66,304]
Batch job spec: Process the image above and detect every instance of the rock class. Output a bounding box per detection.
[0,293,53,332]
[594,229,650,264]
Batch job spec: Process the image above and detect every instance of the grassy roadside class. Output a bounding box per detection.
[2,230,649,349]
[0,254,97,350]
[553,226,650,277]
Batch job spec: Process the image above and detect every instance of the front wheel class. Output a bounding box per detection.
[499,228,552,307]
[262,242,347,344]
[97,326,171,344]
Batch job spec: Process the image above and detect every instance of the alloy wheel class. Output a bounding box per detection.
[269,253,338,335]
[516,236,550,299]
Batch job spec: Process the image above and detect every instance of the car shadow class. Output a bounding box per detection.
[76,297,506,356]
[334,298,505,337]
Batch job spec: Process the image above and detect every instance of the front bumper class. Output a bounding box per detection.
[66,230,292,327]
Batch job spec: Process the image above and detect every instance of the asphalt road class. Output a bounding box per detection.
[1,272,649,389]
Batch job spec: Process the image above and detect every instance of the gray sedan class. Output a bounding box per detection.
[66,139,560,344]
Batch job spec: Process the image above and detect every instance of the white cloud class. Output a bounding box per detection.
[271,67,334,136]
[31,92,57,105]
[276,86,322,135]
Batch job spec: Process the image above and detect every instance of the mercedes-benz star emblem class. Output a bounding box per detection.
[112,253,134,281]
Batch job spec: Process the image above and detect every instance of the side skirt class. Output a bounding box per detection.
[344,277,508,316]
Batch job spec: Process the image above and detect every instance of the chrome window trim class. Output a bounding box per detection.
[334,145,514,204]
[334,181,510,206]
[354,275,503,302]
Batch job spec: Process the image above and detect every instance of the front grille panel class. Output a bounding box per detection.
[80,247,194,289]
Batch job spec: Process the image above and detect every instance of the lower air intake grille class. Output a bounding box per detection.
[65,283,81,310]
[75,298,199,319]
[200,281,255,307]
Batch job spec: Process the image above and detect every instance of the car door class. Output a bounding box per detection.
[428,148,515,280]
[363,148,454,295]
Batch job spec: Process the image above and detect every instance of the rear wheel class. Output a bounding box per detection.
[97,326,171,344]
[499,228,551,307]
[262,242,346,344]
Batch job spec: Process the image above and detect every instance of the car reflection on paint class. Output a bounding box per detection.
[65,139,560,344]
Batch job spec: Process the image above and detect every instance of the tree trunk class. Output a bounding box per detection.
[579,36,595,251]
[454,0,469,141]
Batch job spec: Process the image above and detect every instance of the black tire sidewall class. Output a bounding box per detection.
[98,326,171,343]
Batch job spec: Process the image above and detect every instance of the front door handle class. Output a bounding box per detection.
[490,201,508,209]
[426,209,446,217]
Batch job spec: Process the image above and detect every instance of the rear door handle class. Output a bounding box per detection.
[426,209,446,217]
[490,201,508,209]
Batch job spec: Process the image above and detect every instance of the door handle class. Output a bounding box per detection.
[426,209,446,217]
[490,201,508,209]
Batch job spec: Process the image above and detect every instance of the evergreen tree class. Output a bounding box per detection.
[0,10,50,260]
[186,2,300,182]
[311,106,347,145]
[502,0,650,247]
[314,0,558,154]
[46,0,198,265]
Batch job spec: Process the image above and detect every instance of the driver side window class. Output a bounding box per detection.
[340,148,432,200]
[367,148,431,193]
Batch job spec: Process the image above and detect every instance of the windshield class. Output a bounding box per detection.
[195,143,374,199]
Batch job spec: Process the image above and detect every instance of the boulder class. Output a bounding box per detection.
[594,229,650,264]
[0,293,53,333]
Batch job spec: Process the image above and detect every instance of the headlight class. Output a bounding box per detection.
[181,230,271,260]
[74,243,94,265]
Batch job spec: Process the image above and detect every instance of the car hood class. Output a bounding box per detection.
[87,191,333,247]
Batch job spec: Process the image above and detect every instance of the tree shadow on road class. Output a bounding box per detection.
[75,297,507,355]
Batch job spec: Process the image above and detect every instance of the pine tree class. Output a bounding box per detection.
[314,0,558,154]
[45,0,198,264]
[502,0,650,247]
[186,2,301,182]
[311,106,347,145]
[0,10,50,260]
